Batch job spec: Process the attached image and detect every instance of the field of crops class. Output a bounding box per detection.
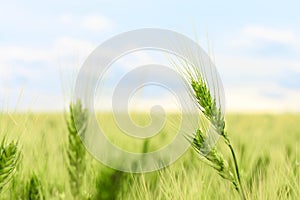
[0,112,299,199]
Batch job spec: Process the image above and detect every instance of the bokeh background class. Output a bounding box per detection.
[1,2,300,200]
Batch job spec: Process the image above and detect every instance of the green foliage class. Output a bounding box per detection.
[0,138,21,193]
[94,168,125,200]
[142,139,150,154]
[93,138,150,199]
[26,173,45,200]
[247,155,270,191]
[66,100,88,198]
[1,112,300,199]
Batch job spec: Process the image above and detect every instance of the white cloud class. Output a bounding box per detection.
[53,37,96,64]
[1,24,300,112]
[216,55,300,76]
[225,83,300,113]
[0,37,98,111]
[116,51,166,70]
[58,14,73,24]
[59,13,114,32]
[0,37,96,70]
[244,26,296,44]
[229,25,298,48]
[215,53,300,113]
[216,25,300,112]
[0,46,51,63]
[82,15,113,32]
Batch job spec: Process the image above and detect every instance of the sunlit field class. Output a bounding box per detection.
[1,113,299,199]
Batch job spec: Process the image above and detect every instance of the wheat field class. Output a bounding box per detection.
[0,112,299,199]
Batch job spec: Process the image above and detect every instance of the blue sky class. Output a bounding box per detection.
[1,0,300,112]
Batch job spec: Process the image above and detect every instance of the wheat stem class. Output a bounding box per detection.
[225,135,246,200]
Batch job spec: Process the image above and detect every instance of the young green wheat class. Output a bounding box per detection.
[0,138,21,194]
[171,53,247,199]
[26,173,45,200]
[66,100,88,199]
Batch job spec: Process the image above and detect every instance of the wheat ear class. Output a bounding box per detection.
[0,137,21,193]
[190,73,246,199]
[66,100,88,199]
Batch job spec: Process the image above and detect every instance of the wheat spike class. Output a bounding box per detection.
[0,138,21,193]
[66,100,88,198]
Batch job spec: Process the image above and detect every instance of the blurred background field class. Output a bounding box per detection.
[1,112,299,199]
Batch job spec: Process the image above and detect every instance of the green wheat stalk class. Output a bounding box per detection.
[66,100,88,199]
[0,137,21,194]
[171,54,247,199]
[94,168,125,200]
[26,173,45,200]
